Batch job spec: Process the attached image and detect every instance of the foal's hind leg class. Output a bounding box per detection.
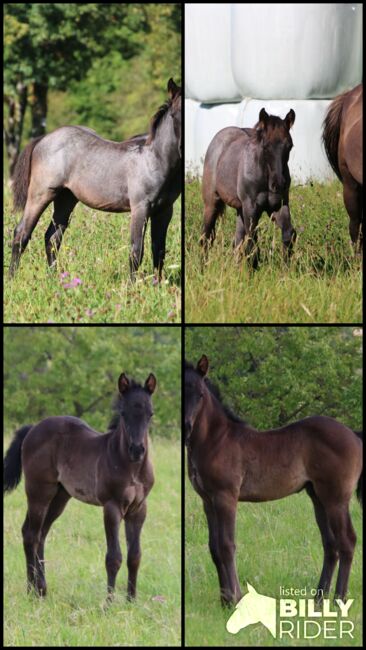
[36,485,71,593]
[151,205,173,281]
[343,182,362,252]
[22,482,59,595]
[125,501,147,600]
[10,185,56,276]
[200,197,225,254]
[306,484,338,602]
[45,189,78,268]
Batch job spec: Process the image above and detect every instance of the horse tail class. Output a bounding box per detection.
[322,93,345,182]
[353,430,362,506]
[3,425,33,493]
[12,136,45,212]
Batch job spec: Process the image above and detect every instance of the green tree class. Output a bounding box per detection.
[4,326,181,438]
[4,3,149,173]
[185,326,362,429]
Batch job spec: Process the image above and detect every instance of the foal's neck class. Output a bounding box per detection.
[193,389,227,445]
[150,115,180,169]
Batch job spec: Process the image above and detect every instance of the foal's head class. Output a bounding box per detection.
[168,78,182,158]
[255,107,295,195]
[117,373,156,462]
[184,355,209,445]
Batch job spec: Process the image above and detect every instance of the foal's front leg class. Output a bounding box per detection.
[212,491,242,606]
[124,502,147,601]
[103,501,123,599]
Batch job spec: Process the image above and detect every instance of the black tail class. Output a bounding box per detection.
[354,430,363,506]
[3,425,33,493]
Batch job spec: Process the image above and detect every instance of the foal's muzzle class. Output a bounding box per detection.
[128,443,145,462]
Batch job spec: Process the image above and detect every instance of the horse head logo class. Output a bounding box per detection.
[226,583,276,638]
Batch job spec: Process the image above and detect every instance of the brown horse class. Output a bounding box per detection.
[4,372,156,600]
[185,355,362,606]
[323,84,363,250]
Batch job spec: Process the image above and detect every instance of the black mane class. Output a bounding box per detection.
[107,379,143,433]
[147,100,172,143]
[185,360,246,424]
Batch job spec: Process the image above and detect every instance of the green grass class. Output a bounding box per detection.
[185,179,362,323]
[4,437,181,646]
[185,476,363,647]
[4,188,181,323]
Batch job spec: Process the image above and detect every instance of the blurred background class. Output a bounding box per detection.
[4,3,181,176]
[186,326,362,430]
[4,326,181,438]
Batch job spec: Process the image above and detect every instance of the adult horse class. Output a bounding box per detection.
[185,355,362,606]
[322,84,363,250]
[9,79,181,280]
[4,371,156,599]
[201,108,297,268]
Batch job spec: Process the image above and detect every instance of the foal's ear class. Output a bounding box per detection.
[285,109,295,130]
[257,107,269,130]
[197,354,209,377]
[145,373,157,394]
[167,78,179,98]
[118,373,130,394]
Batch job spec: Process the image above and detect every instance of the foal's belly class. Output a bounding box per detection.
[239,466,308,502]
[58,466,101,505]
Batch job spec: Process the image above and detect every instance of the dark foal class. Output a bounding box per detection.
[10,78,181,280]
[201,108,297,267]
[323,83,362,251]
[185,355,362,606]
[4,372,156,600]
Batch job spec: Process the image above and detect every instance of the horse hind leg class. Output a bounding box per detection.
[45,189,78,268]
[10,189,56,276]
[36,486,71,593]
[343,181,362,252]
[306,484,339,602]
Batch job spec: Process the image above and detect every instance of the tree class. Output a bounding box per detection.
[4,3,149,174]
[185,327,362,429]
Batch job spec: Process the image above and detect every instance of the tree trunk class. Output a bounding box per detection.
[29,81,48,137]
[4,81,27,178]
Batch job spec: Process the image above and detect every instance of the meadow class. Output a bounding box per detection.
[4,437,181,647]
[185,179,362,323]
[3,190,181,324]
[185,476,363,647]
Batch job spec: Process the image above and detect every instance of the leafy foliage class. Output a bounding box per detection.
[185,326,362,429]
[4,327,181,438]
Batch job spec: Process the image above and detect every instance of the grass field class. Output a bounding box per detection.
[185,476,363,647]
[3,189,181,324]
[185,179,362,323]
[4,437,181,647]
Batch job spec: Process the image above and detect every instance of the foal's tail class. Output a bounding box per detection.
[3,425,33,493]
[353,429,363,506]
[12,136,45,212]
[322,92,345,182]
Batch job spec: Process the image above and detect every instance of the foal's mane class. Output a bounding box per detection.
[107,379,143,433]
[185,361,246,425]
[147,87,181,144]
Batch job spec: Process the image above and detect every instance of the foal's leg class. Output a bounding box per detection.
[203,500,229,597]
[36,485,72,593]
[200,197,225,254]
[212,491,241,606]
[103,500,123,599]
[326,502,356,601]
[151,205,173,280]
[343,182,362,252]
[22,482,59,595]
[129,203,149,279]
[242,204,260,269]
[10,184,56,276]
[124,502,147,601]
[45,189,78,268]
[306,484,338,602]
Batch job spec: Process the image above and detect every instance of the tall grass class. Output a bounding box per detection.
[185,476,363,647]
[4,189,181,324]
[4,437,181,646]
[185,179,362,323]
